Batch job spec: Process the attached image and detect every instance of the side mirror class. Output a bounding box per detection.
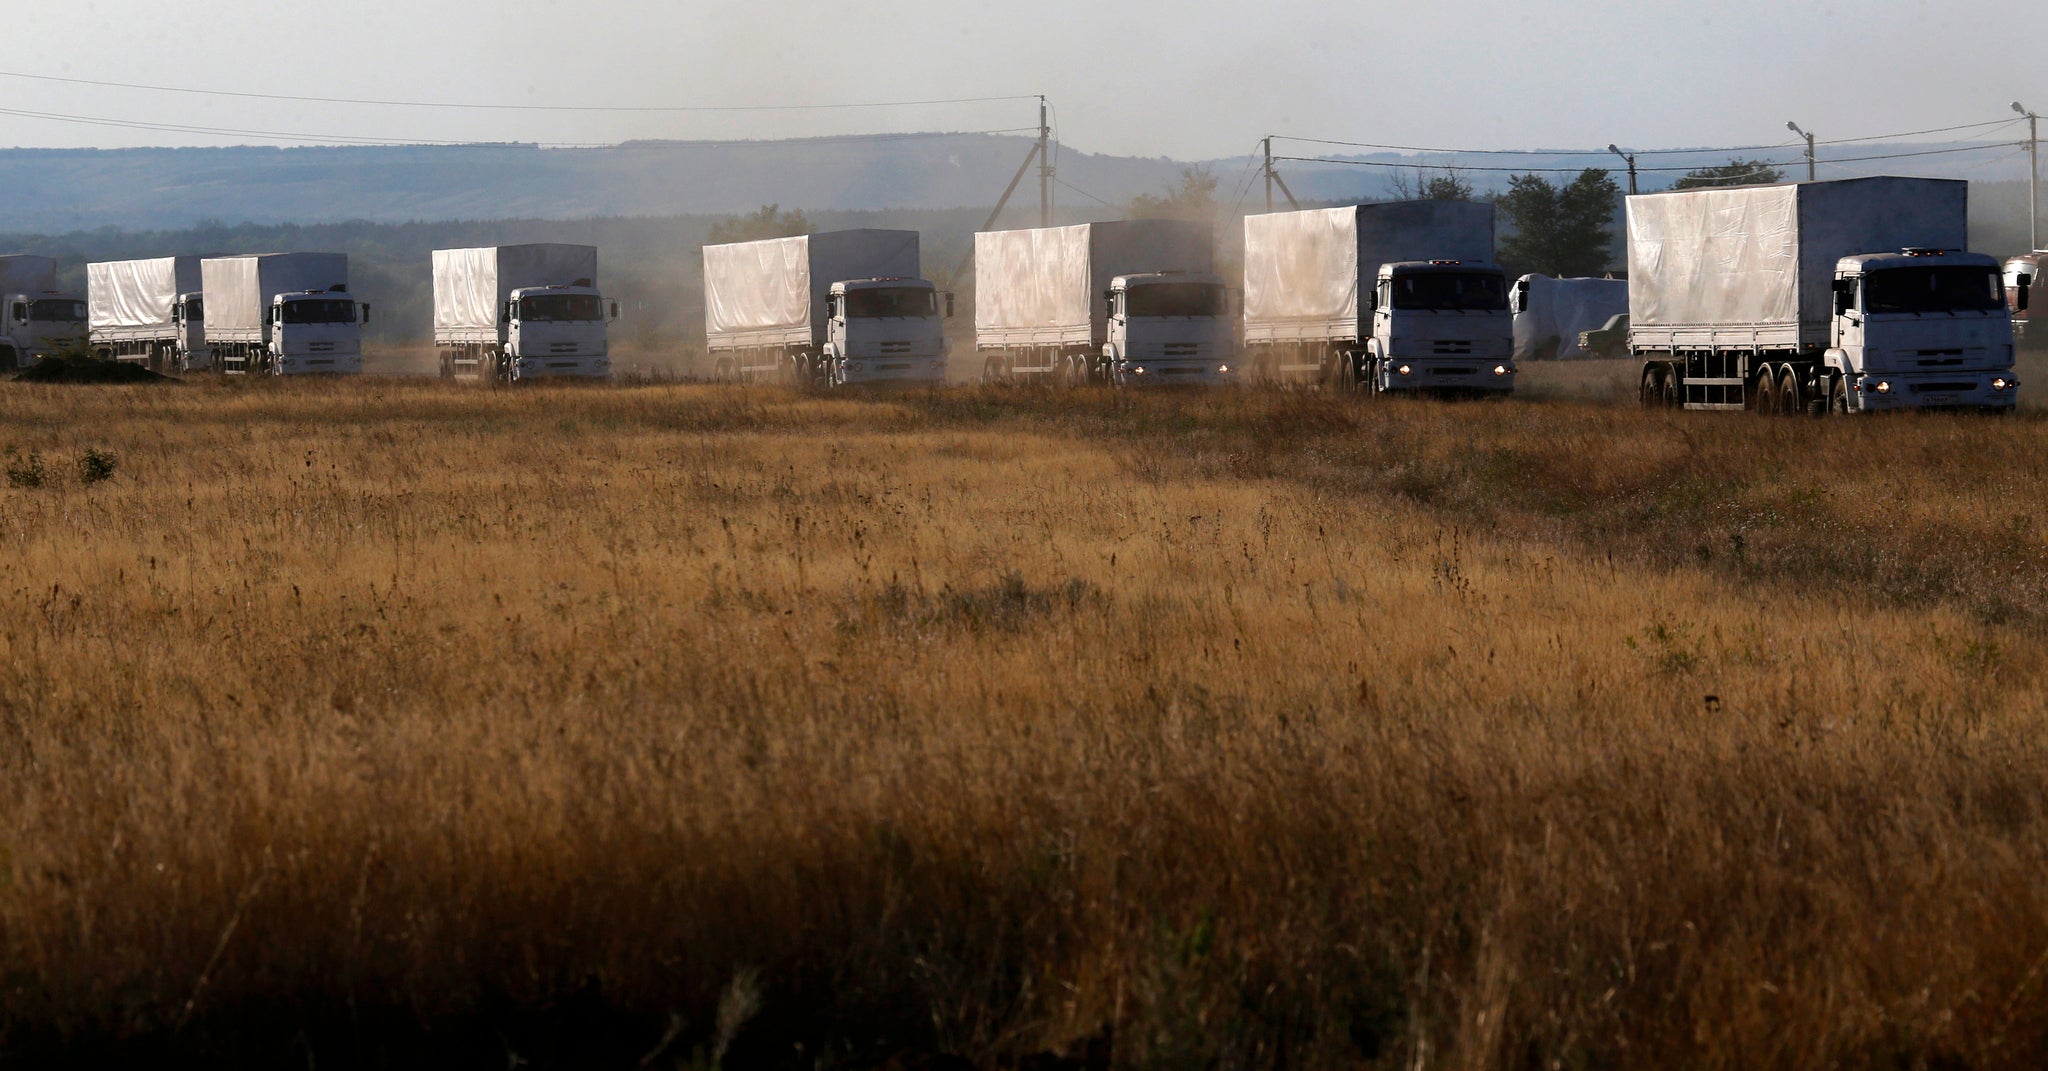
[609,300,620,321]
[1833,286,1853,316]
[10,304,23,323]
[2018,277,2032,312]
[501,301,512,325]
[360,304,371,325]
[1105,295,1116,319]
[943,292,955,319]
[263,308,274,326]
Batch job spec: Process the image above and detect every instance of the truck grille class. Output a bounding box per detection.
[1163,343,1199,356]
[549,343,578,354]
[1430,367,1476,377]
[1432,341,1472,355]
[1912,382,1977,393]
[879,341,912,355]
[309,342,333,353]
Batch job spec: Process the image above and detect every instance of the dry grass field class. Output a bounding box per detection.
[4,369,2048,1068]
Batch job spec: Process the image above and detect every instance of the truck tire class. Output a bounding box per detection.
[1777,369,1801,416]
[1751,369,1777,415]
[1828,375,1849,415]
[1640,366,1665,408]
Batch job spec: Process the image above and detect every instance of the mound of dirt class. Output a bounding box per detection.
[14,355,177,384]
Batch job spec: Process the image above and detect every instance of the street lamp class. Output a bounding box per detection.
[1607,143,1638,195]
[2016,102,2039,250]
[1787,121,1816,181]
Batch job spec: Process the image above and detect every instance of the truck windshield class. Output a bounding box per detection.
[281,299,357,324]
[184,298,203,323]
[1863,266,2004,314]
[845,287,936,318]
[1125,283,1224,318]
[519,294,604,321]
[28,300,85,323]
[1389,273,1508,311]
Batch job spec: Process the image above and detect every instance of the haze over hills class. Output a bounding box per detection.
[0,132,2032,232]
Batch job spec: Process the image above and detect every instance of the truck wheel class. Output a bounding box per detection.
[1777,369,1802,416]
[1751,369,1777,415]
[1828,376,1849,415]
[982,355,1002,384]
[1640,366,1665,408]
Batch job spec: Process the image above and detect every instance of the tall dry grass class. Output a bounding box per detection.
[1,376,2047,1067]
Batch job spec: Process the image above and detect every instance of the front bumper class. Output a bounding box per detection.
[1118,359,1239,386]
[1382,358,1517,393]
[840,357,946,386]
[1850,369,2018,411]
[276,353,363,375]
[513,355,612,381]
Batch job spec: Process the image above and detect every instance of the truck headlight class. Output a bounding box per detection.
[1396,364,1412,376]
[1993,376,2016,391]
[1493,364,1511,376]
[1217,363,1231,374]
[1132,366,1147,375]
[1873,380,1892,394]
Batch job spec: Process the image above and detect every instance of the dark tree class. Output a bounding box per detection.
[706,204,812,245]
[1385,168,1475,202]
[1129,166,1220,222]
[1496,169,1622,277]
[1671,159,1786,190]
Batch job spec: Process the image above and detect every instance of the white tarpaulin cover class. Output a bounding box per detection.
[89,257,201,332]
[200,253,350,340]
[0,255,57,296]
[974,219,1211,347]
[704,230,920,348]
[434,244,598,339]
[1243,202,1494,342]
[1628,177,1967,348]
[1512,275,1629,360]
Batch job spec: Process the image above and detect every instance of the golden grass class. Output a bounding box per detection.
[3,375,2048,1067]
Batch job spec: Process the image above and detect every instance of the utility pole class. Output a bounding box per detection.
[2016,102,2039,250]
[1263,136,1273,212]
[1607,143,1637,195]
[1037,95,1052,227]
[1787,121,1815,181]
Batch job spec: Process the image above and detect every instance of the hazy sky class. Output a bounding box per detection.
[16,0,2041,161]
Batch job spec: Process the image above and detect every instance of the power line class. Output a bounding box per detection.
[1056,178,1113,206]
[1273,140,2023,175]
[1271,117,2022,160]
[0,104,1038,148]
[0,69,1039,114]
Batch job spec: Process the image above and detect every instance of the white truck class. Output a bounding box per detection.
[1242,202,1514,394]
[201,253,367,376]
[1511,274,1629,360]
[1631,177,2018,413]
[0,255,85,371]
[433,244,616,382]
[703,230,949,387]
[974,220,1231,385]
[88,256,208,373]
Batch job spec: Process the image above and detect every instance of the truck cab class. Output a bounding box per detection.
[1,291,86,369]
[822,277,949,386]
[167,292,208,371]
[2005,252,2041,341]
[1365,261,1515,394]
[1103,271,1235,385]
[1826,248,2018,411]
[268,287,367,375]
[503,281,616,380]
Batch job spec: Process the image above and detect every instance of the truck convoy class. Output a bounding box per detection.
[1241,202,1514,394]
[704,230,949,387]
[434,244,616,382]
[88,256,207,373]
[1631,177,2018,413]
[0,255,85,371]
[1511,274,1629,361]
[201,253,366,376]
[973,219,1229,385]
